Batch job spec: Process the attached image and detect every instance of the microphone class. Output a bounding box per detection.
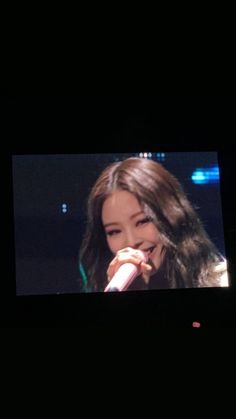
[104,250,148,292]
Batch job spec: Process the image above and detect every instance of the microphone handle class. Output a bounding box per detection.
[104,263,139,292]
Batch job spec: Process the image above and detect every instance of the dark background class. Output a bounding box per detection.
[2,94,236,328]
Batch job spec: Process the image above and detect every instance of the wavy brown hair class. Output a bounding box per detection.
[79,157,225,291]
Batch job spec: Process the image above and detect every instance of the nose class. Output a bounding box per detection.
[123,229,143,250]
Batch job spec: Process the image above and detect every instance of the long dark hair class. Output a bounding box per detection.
[79,157,224,291]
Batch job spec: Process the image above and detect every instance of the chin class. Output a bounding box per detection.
[150,252,164,273]
[148,258,159,275]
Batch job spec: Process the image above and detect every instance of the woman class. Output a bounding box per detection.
[78,157,228,292]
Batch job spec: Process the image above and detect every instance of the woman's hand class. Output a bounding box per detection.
[106,247,152,283]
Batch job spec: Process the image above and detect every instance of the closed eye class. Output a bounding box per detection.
[136,217,153,226]
[105,229,121,237]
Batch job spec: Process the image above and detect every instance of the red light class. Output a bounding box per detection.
[192,321,201,328]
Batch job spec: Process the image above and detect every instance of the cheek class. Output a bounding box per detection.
[106,236,121,255]
[145,224,160,241]
[152,245,165,270]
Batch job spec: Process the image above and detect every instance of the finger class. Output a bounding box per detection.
[107,256,139,281]
[107,249,149,282]
[116,252,144,265]
[117,248,145,261]
[107,265,115,282]
[107,259,149,283]
[140,261,152,273]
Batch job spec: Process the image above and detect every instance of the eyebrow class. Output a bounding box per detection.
[103,211,144,228]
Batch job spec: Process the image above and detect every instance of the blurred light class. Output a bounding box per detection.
[191,166,219,184]
[139,152,155,159]
[61,203,68,213]
[192,321,201,328]
[156,152,165,162]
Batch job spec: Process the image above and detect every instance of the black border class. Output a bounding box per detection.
[3,95,236,328]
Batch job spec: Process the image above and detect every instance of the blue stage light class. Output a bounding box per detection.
[156,152,165,162]
[191,166,219,184]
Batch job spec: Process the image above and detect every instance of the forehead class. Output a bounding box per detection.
[102,190,142,221]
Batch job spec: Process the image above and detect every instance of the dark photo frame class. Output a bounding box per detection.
[3,95,236,328]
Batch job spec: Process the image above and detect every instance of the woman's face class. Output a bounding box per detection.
[101,190,165,273]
